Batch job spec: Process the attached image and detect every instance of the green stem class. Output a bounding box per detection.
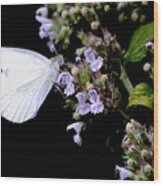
[118,109,130,121]
[120,64,133,94]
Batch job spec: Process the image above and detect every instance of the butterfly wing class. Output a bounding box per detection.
[1,47,59,123]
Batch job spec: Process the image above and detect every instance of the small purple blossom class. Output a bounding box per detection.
[90,56,103,72]
[57,72,75,96]
[89,89,100,103]
[67,122,84,146]
[36,7,48,17]
[115,165,132,180]
[89,89,104,114]
[84,47,104,72]
[57,72,73,86]
[47,41,56,53]
[76,92,86,104]
[64,83,75,96]
[90,102,104,114]
[75,56,81,63]
[35,6,56,53]
[75,92,90,115]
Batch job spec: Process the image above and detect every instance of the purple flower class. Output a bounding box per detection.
[75,92,90,115]
[67,122,84,146]
[90,56,103,72]
[35,7,52,24]
[57,72,73,86]
[115,165,132,180]
[84,47,104,72]
[84,47,96,64]
[89,89,100,103]
[36,6,48,17]
[47,41,56,53]
[64,83,75,96]
[75,56,81,63]
[89,89,104,114]
[90,102,104,114]
[76,92,86,104]
[57,72,75,96]
[35,6,56,53]
[35,16,52,24]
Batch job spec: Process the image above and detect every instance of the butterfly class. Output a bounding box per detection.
[1,47,62,124]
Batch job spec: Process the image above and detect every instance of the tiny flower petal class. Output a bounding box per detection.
[64,83,75,96]
[90,56,103,72]
[75,56,81,63]
[47,41,56,53]
[36,6,48,17]
[73,134,82,146]
[76,92,86,104]
[35,15,52,24]
[89,89,100,103]
[57,72,73,86]
[39,29,47,39]
[67,122,84,146]
[90,102,104,114]
[67,122,84,134]
[84,47,96,64]
[48,31,56,41]
[76,103,91,116]
[115,165,132,180]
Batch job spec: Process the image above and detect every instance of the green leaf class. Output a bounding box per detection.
[77,30,88,46]
[75,47,86,56]
[127,83,153,110]
[125,22,154,63]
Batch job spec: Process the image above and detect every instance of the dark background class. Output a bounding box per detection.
[1,3,153,179]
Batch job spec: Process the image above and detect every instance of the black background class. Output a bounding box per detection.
[1,3,153,179]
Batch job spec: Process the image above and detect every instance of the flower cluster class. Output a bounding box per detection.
[116,119,154,180]
[35,7,56,53]
[35,2,154,181]
[56,46,121,146]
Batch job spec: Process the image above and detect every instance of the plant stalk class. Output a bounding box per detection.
[120,64,133,94]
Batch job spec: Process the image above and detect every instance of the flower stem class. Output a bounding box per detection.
[118,108,130,121]
[120,64,133,94]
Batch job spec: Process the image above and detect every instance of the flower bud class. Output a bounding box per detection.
[140,15,146,23]
[57,4,64,13]
[69,7,76,15]
[91,21,100,30]
[81,6,89,16]
[145,41,154,49]
[144,164,152,173]
[128,144,137,154]
[75,56,81,63]
[131,10,139,22]
[104,5,110,12]
[142,1,148,6]
[74,6,80,14]
[143,63,151,72]
[61,10,69,19]
[71,66,79,76]
[53,12,59,18]
[118,13,127,23]
[86,82,94,91]
[122,135,131,149]
[141,149,149,158]
[100,74,108,81]
[127,159,135,167]
[117,2,128,11]
[73,112,81,120]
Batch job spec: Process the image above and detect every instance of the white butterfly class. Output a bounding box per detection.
[1,47,62,124]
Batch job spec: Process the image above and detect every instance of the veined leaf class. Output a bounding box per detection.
[127,83,153,110]
[125,22,154,63]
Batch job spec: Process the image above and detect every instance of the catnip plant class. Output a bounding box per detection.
[35,1,154,180]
